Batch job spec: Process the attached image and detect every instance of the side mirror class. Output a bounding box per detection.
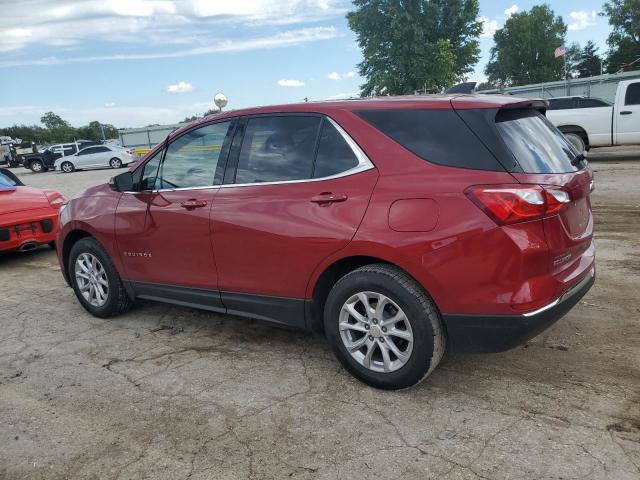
[109,171,134,192]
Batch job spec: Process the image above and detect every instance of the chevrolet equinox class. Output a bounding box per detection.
[56,95,595,389]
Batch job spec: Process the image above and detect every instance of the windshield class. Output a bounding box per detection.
[495,109,582,174]
[0,172,18,188]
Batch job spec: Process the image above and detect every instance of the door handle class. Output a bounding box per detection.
[310,192,348,205]
[620,111,633,115]
[180,199,207,210]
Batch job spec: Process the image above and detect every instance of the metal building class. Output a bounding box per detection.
[118,123,184,154]
[482,70,640,102]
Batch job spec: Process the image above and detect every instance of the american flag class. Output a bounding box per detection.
[554,45,566,58]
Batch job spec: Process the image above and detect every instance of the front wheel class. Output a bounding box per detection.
[68,237,133,318]
[109,157,122,169]
[60,161,74,173]
[324,264,445,390]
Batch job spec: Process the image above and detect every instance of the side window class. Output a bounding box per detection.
[579,98,610,108]
[313,120,359,178]
[624,83,640,106]
[234,116,321,184]
[78,148,96,156]
[156,121,231,189]
[140,150,162,190]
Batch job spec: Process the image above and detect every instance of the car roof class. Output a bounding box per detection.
[168,93,545,142]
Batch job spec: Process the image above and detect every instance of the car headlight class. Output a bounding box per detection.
[48,195,67,207]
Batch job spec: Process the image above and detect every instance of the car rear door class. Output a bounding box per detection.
[615,81,640,144]
[211,114,378,326]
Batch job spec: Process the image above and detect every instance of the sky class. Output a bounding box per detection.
[0,0,614,129]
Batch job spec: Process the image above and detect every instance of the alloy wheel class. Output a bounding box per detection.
[74,253,109,307]
[339,291,414,373]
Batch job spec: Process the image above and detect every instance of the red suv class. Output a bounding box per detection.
[56,95,595,389]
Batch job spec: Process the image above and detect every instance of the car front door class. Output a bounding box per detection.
[616,81,640,144]
[75,147,100,168]
[115,120,234,303]
[211,114,378,326]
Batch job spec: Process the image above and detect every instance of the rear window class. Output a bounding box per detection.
[495,109,581,173]
[355,109,504,171]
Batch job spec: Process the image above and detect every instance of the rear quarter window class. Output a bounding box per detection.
[355,109,505,171]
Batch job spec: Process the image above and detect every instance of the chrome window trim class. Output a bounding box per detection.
[219,116,374,189]
[122,115,374,194]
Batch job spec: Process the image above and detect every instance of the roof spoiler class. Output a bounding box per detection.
[445,82,477,94]
[499,98,549,112]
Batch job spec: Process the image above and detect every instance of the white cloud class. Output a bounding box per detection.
[0,26,340,67]
[568,10,598,31]
[504,4,519,18]
[104,102,116,107]
[328,71,355,80]
[480,16,498,38]
[166,81,194,94]
[0,1,346,53]
[277,79,305,87]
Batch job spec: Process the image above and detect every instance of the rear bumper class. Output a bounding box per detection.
[442,267,595,353]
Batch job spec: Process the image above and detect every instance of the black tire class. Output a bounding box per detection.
[68,237,133,318]
[324,263,445,390]
[60,161,74,173]
[30,160,44,173]
[48,241,56,249]
[109,157,122,169]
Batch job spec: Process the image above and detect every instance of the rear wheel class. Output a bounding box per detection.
[324,264,445,389]
[68,237,133,318]
[30,160,44,173]
[61,161,74,173]
[109,157,122,169]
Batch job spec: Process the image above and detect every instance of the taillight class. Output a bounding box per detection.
[465,184,570,225]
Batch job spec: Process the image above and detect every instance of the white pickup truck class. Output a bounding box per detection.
[546,79,640,152]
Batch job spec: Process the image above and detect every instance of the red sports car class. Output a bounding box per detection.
[0,168,66,253]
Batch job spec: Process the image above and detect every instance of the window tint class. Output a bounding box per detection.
[547,98,574,110]
[495,109,581,174]
[156,121,231,189]
[578,98,610,108]
[92,146,110,153]
[235,116,321,184]
[625,82,640,105]
[356,109,504,171]
[313,120,359,178]
[140,150,162,190]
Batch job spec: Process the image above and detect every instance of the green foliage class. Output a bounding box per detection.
[347,0,482,95]
[602,0,640,72]
[575,41,603,78]
[476,81,497,91]
[485,5,567,87]
[0,113,118,145]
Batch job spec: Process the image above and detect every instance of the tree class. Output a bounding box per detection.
[565,42,582,79]
[485,5,566,87]
[575,41,603,78]
[347,0,483,95]
[602,0,640,72]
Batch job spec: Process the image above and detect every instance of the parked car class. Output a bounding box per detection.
[22,141,102,172]
[54,145,135,173]
[56,95,595,389]
[0,168,66,252]
[546,79,640,151]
